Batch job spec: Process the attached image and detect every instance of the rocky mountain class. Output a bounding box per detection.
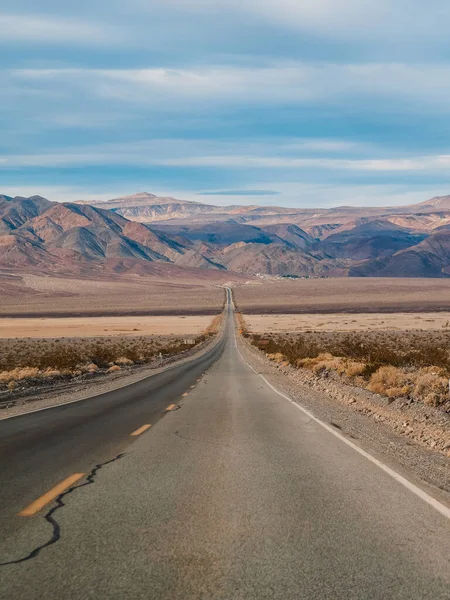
[317,221,428,261]
[350,230,450,278]
[2,192,450,277]
[76,192,218,223]
[80,192,450,236]
[0,195,227,275]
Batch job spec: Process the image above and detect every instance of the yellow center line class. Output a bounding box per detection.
[18,473,85,517]
[130,424,152,436]
[166,404,177,411]
[182,392,189,397]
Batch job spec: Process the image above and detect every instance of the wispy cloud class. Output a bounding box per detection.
[1,138,450,174]
[0,14,118,45]
[146,0,450,43]
[11,63,450,112]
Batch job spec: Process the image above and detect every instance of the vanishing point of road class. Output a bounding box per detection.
[0,289,449,599]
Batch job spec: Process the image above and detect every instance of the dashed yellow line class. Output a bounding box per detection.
[166,404,177,411]
[182,392,189,397]
[130,424,152,436]
[18,473,85,517]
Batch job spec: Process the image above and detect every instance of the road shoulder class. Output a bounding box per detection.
[238,334,450,506]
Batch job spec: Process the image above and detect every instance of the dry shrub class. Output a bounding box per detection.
[236,312,249,336]
[250,330,450,407]
[344,361,367,378]
[297,353,351,376]
[205,314,222,335]
[267,352,286,363]
[0,334,205,392]
[41,368,62,378]
[0,367,40,383]
[82,363,99,373]
[368,366,411,399]
[412,371,448,406]
[114,357,134,366]
[297,354,367,379]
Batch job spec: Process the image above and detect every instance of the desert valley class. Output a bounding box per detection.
[1,190,449,524]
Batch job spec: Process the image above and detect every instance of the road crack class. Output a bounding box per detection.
[173,430,231,448]
[0,453,125,567]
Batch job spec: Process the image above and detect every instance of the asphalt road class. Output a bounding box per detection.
[1,289,450,598]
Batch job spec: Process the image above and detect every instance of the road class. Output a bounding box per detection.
[1,288,449,598]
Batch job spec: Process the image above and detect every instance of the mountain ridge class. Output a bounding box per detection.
[1,192,450,278]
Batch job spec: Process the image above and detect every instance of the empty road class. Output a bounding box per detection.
[1,289,449,599]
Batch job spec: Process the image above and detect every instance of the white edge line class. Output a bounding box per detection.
[233,324,450,522]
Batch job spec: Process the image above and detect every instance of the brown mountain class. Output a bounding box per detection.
[0,195,228,275]
[350,230,450,278]
[81,192,450,236]
[318,220,428,261]
[3,192,450,278]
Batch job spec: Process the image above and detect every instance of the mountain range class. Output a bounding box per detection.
[1,192,450,278]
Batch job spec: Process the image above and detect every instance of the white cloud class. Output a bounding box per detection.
[147,0,450,42]
[11,62,450,112]
[1,136,450,174]
[0,13,119,44]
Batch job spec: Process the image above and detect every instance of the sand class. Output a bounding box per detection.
[246,312,450,333]
[0,316,213,339]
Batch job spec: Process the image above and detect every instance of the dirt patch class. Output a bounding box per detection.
[0,315,214,339]
[246,312,450,332]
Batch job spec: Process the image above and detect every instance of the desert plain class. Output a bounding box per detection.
[234,277,450,313]
[0,315,213,339]
[245,312,450,333]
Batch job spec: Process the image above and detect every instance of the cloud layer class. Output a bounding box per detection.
[2,1,450,205]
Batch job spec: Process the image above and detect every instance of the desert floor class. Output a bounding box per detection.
[235,277,450,313]
[0,315,213,339]
[245,312,450,333]
[0,272,226,316]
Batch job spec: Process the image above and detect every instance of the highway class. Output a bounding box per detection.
[1,288,449,598]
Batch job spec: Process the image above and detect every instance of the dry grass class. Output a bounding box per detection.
[247,329,450,407]
[205,314,223,335]
[0,333,211,391]
[367,366,412,399]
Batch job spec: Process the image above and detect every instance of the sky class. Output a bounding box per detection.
[2,0,450,207]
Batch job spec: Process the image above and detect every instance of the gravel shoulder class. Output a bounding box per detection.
[238,334,450,504]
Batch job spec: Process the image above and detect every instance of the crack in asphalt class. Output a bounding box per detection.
[173,430,232,448]
[0,453,125,567]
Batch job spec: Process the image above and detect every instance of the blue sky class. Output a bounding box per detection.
[2,0,450,207]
